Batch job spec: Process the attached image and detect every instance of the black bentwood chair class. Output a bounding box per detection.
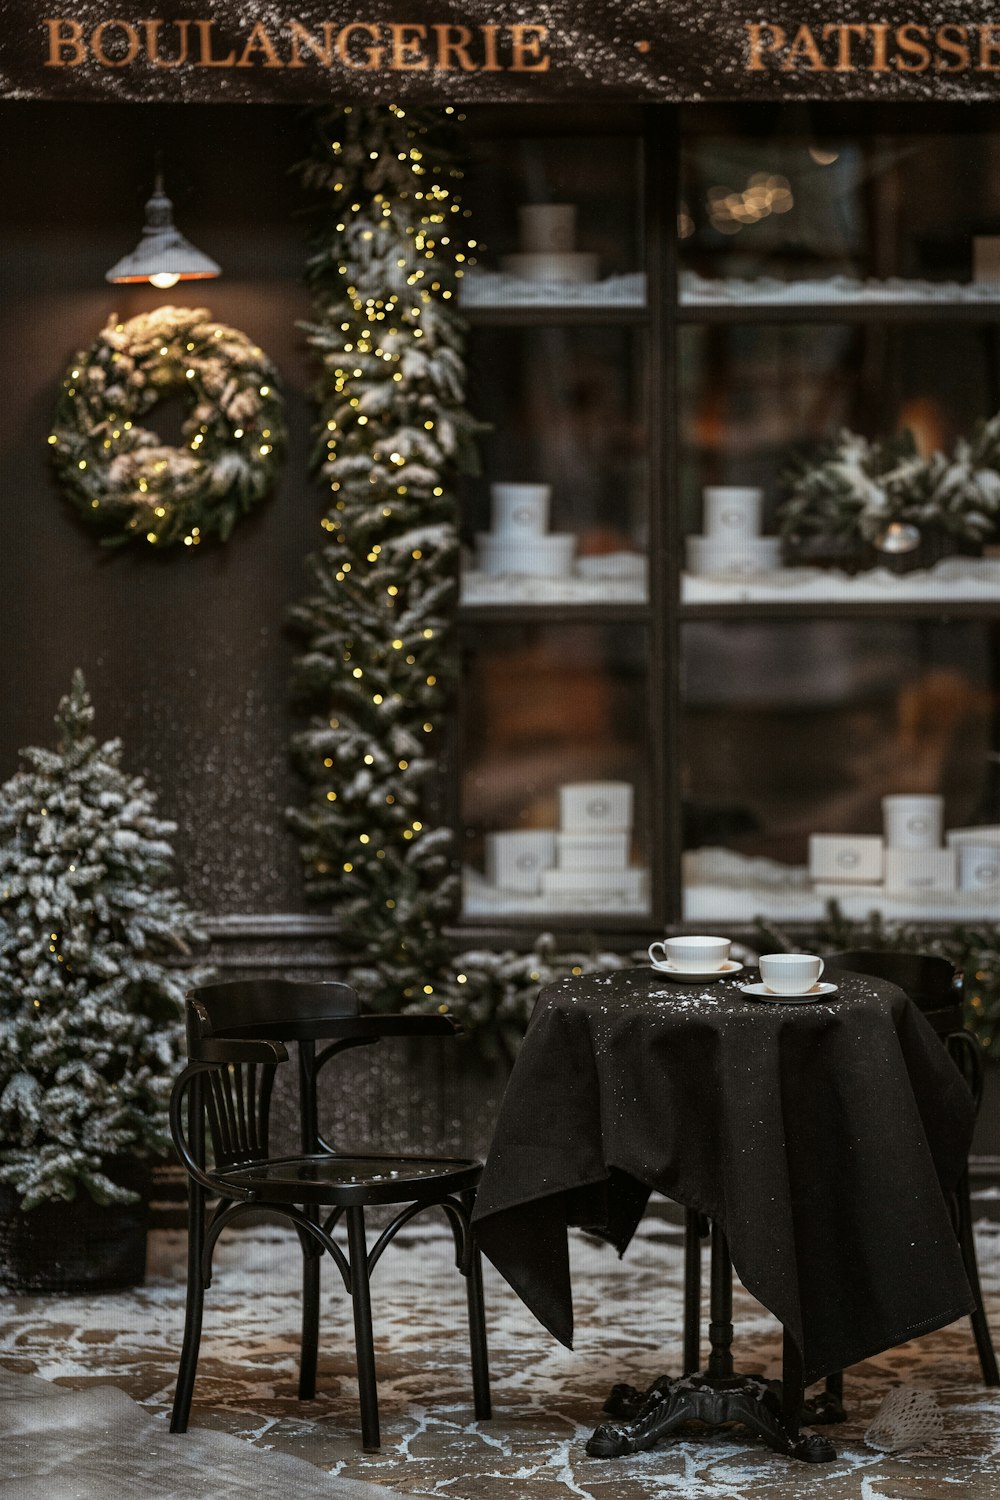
[168,979,491,1450]
[821,950,998,1390]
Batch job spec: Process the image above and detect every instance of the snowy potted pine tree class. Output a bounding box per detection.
[0,672,207,1290]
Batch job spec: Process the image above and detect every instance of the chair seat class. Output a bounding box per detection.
[218,1152,482,1206]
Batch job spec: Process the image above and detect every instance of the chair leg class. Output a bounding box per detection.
[682,1208,702,1376]
[347,1206,381,1451]
[954,1170,1000,1386]
[461,1194,491,1421]
[299,1229,321,1402]
[170,1178,207,1433]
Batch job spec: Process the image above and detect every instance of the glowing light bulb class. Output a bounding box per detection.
[149,271,181,289]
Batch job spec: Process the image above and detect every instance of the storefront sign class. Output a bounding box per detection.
[3,4,1000,102]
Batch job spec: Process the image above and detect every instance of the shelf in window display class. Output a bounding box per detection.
[680,555,1000,606]
[463,864,650,918]
[461,268,1000,317]
[459,268,646,309]
[462,550,648,605]
[679,271,1000,309]
[682,846,1000,925]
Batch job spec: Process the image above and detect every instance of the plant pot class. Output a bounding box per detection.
[875,528,982,575]
[0,1160,151,1292]
[787,530,982,576]
[783,536,877,575]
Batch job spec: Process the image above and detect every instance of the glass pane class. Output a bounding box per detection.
[460,623,651,918]
[679,105,1000,299]
[680,619,1000,922]
[462,325,648,604]
[678,322,1000,602]
[461,126,643,308]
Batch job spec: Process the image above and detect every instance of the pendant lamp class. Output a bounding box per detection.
[106,173,220,288]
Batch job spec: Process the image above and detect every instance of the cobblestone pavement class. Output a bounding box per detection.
[2,1219,999,1499]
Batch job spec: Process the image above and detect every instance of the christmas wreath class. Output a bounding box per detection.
[50,306,286,548]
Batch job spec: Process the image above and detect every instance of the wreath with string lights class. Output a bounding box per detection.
[49,306,286,549]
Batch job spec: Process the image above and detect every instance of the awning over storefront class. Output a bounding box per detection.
[4,3,1000,104]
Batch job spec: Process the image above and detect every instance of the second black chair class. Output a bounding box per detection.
[823,949,997,1388]
[169,978,491,1450]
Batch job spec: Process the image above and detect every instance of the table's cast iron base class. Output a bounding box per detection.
[585,1373,838,1464]
[585,1216,847,1465]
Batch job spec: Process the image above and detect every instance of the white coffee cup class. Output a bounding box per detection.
[649,935,730,972]
[882,794,943,850]
[759,953,824,995]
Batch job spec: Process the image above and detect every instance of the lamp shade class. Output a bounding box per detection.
[106,178,220,287]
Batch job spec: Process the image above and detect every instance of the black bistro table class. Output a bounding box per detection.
[472,966,976,1462]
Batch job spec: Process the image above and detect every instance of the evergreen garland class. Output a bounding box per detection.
[779,418,1000,549]
[0,673,209,1208]
[288,104,480,1014]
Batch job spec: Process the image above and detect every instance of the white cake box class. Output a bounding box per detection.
[947,825,1000,848]
[809,834,884,884]
[490,482,551,537]
[703,487,764,540]
[686,536,782,577]
[476,532,576,578]
[555,831,630,871]
[957,843,1000,891]
[560,782,633,833]
[884,847,956,895]
[882,794,943,851]
[541,867,648,900]
[484,830,556,894]
[500,251,600,284]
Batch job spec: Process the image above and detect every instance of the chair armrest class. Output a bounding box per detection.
[189,1036,289,1065]
[354,1014,461,1038]
[211,1014,460,1045]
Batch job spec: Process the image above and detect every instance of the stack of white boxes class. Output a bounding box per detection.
[475,482,576,579]
[483,781,648,907]
[881,795,954,895]
[541,782,647,905]
[806,794,1000,900]
[685,487,782,578]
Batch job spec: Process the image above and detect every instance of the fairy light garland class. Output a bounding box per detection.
[288,103,482,1015]
[288,106,629,1047]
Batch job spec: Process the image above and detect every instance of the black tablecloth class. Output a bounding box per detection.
[472,968,976,1384]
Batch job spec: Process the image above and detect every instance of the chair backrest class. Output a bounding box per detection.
[182,980,361,1169]
[825,949,963,1034]
[186,978,359,1048]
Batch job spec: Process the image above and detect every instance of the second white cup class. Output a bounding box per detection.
[759,953,824,995]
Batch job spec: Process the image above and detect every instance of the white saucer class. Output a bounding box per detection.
[738,981,839,1003]
[650,960,743,984]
